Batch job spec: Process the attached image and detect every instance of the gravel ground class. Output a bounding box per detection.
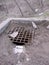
[0,21,49,65]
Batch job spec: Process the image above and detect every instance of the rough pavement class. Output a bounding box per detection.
[0,0,49,23]
[0,21,49,65]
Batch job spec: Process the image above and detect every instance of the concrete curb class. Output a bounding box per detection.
[0,17,49,34]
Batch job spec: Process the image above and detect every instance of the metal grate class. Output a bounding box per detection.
[12,27,32,45]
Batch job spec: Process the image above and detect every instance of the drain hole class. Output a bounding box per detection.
[25,41,28,43]
[14,39,17,41]
[17,40,20,42]
[13,41,25,45]
[18,38,21,39]
[22,38,24,40]
[25,39,28,40]
[20,34,22,35]
[21,40,24,42]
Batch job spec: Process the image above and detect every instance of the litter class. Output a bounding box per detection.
[32,22,37,29]
[13,46,24,54]
[9,31,18,39]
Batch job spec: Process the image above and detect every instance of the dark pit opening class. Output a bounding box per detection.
[13,41,25,45]
[9,27,32,45]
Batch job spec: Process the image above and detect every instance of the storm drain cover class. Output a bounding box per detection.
[9,27,32,45]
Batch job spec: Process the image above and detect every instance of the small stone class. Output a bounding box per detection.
[35,9,38,12]
[26,57,30,61]
[47,25,49,29]
[39,13,43,15]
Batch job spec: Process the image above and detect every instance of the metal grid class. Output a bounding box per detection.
[12,27,32,45]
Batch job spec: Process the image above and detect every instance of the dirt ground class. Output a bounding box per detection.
[0,0,49,23]
[0,21,49,65]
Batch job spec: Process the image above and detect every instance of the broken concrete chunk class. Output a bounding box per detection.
[9,31,18,39]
